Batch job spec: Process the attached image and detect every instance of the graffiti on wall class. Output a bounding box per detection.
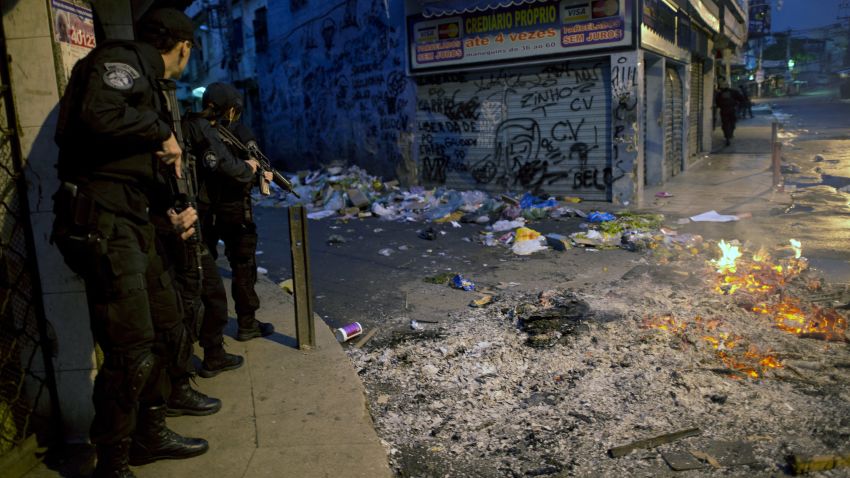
[415,61,618,198]
[609,53,639,202]
[260,0,414,178]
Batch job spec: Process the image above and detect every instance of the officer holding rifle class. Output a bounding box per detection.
[51,8,210,477]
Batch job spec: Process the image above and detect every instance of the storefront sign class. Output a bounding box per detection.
[408,0,633,72]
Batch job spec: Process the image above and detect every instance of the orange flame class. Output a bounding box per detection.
[712,240,742,274]
[753,297,848,341]
[642,314,688,334]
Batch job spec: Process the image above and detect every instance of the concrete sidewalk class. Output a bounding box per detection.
[25,274,392,478]
[638,111,792,219]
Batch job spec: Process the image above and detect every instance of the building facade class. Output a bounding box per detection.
[183,0,747,204]
[405,0,747,203]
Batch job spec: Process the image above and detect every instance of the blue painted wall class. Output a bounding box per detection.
[258,0,416,179]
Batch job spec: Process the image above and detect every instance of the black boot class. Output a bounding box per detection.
[167,377,222,416]
[198,345,244,378]
[93,438,135,478]
[129,404,208,466]
[236,316,274,342]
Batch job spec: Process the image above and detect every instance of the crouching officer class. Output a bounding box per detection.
[206,84,275,342]
[179,84,259,376]
[51,8,207,477]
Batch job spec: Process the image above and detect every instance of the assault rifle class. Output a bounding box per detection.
[215,124,300,198]
[158,78,206,340]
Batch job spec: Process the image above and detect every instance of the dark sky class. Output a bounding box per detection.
[771,0,845,32]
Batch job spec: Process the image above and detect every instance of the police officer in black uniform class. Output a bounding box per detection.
[181,83,259,377]
[201,85,276,342]
[201,84,275,344]
[52,8,208,477]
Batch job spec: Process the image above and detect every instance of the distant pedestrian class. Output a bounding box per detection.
[738,84,753,119]
[715,82,745,146]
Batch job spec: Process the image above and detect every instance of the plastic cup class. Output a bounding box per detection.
[334,322,363,342]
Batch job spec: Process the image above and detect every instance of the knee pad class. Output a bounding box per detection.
[158,322,194,377]
[96,351,158,412]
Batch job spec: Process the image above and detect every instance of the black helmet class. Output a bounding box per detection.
[202,82,243,113]
[138,8,195,45]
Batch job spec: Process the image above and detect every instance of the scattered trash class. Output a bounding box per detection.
[450,274,475,291]
[495,282,520,289]
[334,322,363,342]
[511,227,548,255]
[353,328,378,349]
[469,295,493,308]
[378,248,394,256]
[655,191,674,198]
[410,320,424,331]
[545,233,571,251]
[327,234,347,245]
[587,211,616,223]
[278,279,293,295]
[519,192,558,209]
[256,266,268,275]
[418,227,437,240]
[608,427,701,458]
[690,210,741,223]
[307,210,336,220]
[423,272,455,285]
[561,196,582,203]
[347,188,371,209]
[789,450,850,475]
[490,218,525,232]
[677,218,691,225]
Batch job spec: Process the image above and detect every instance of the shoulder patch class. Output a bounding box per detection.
[203,151,218,170]
[102,63,140,90]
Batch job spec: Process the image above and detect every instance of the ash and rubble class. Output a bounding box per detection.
[348,250,850,477]
[260,165,850,476]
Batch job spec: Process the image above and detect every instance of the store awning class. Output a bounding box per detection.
[421,0,546,18]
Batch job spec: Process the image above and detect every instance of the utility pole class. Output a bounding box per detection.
[841,1,850,67]
[785,27,792,92]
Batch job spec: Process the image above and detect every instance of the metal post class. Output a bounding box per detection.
[771,121,780,187]
[288,205,315,350]
[773,141,783,189]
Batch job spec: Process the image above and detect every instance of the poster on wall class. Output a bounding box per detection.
[50,0,96,83]
[407,0,633,72]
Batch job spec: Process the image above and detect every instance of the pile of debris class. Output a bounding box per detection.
[256,165,675,256]
[348,240,850,477]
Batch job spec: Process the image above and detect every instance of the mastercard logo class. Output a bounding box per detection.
[592,0,619,18]
[438,22,460,39]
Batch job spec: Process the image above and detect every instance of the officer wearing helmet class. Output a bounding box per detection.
[181,82,262,377]
[203,84,275,344]
[51,7,209,477]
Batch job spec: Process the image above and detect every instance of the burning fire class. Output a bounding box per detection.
[643,315,783,379]
[789,239,802,259]
[712,240,742,274]
[702,333,782,379]
[711,240,808,296]
[641,314,688,334]
[753,297,849,341]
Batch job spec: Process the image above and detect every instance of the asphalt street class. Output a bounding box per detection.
[252,93,850,334]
